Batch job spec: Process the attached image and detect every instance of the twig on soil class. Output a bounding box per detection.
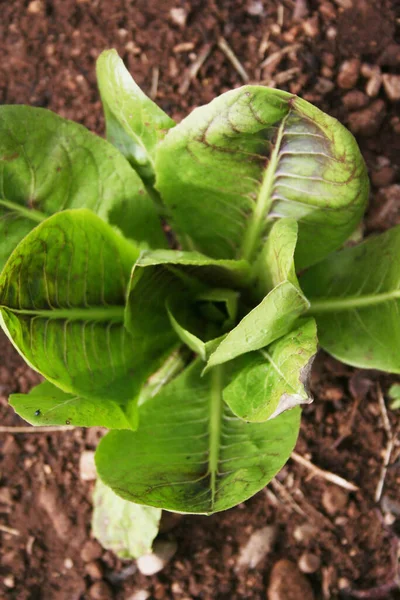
[0,523,20,536]
[179,43,213,95]
[150,66,159,100]
[375,384,394,503]
[331,396,362,449]
[217,37,249,83]
[291,451,359,492]
[270,478,306,516]
[0,425,75,433]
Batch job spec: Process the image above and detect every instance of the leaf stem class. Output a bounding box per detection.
[308,290,400,314]
[240,115,288,262]
[1,306,125,321]
[209,365,223,507]
[0,199,47,223]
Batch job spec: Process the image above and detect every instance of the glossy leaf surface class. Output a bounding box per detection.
[0,105,166,270]
[223,318,317,422]
[10,380,136,429]
[302,226,400,373]
[96,361,300,514]
[156,87,368,268]
[97,49,175,183]
[0,210,158,406]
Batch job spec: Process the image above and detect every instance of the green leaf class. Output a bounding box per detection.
[96,49,175,183]
[125,249,251,362]
[92,478,161,559]
[95,360,300,515]
[10,380,136,429]
[253,217,299,299]
[156,86,368,268]
[302,226,400,373]
[388,384,400,410]
[0,209,162,406]
[0,105,166,271]
[223,318,317,422]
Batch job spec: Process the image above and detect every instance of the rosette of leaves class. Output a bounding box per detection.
[3,48,393,518]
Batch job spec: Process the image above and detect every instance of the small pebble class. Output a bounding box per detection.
[298,552,321,574]
[302,17,319,38]
[246,1,264,16]
[322,487,348,515]
[89,581,113,600]
[347,99,386,136]
[365,67,382,97]
[85,560,104,580]
[79,451,97,481]
[64,557,73,569]
[268,559,314,600]
[338,577,351,590]
[370,165,396,188]
[293,523,318,544]
[337,58,361,89]
[169,7,187,28]
[382,74,400,102]
[4,575,15,589]
[314,78,335,95]
[81,539,103,562]
[236,526,277,569]
[27,0,43,14]
[128,592,150,600]
[137,540,177,576]
[342,90,369,110]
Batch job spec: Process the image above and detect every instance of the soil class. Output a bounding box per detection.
[1,0,400,599]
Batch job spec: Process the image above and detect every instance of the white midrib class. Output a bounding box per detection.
[240,114,289,263]
[308,289,400,314]
[208,365,223,507]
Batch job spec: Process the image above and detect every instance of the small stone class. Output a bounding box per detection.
[298,552,321,574]
[237,526,277,569]
[169,7,187,28]
[370,165,396,188]
[382,74,400,102]
[322,487,348,515]
[137,540,177,576]
[89,581,113,600]
[365,67,382,97]
[321,386,344,402]
[4,575,15,589]
[129,592,151,600]
[314,78,335,95]
[85,560,104,580]
[79,451,97,481]
[64,557,74,569]
[337,58,361,89]
[342,90,369,110]
[268,559,314,600]
[81,539,103,562]
[302,16,319,38]
[0,487,12,505]
[27,0,43,14]
[246,1,265,16]
[347,100,386,136]
[338,577,351,590]
[293,523,318,544]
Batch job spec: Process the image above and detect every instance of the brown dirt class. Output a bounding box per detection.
[1,1,400,599]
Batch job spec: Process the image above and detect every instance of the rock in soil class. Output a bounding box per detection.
[85,560,104,580]
[382,74,400,102]
[237,526,277,570]
[137,540,177,576]
[322,487,348,516]
[347,99,386,136]
[267,559,314,600]
[88,580,114,600]
[293,523,318,544]
[80,540,103,562]
[79,451,97,481]
[298,552,321,574]
[337,58,361,89]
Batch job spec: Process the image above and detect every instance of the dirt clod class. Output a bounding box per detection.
[322,486,349,515]
[268,559,315,600]
[89,580,114,600]
[81,540,103,563]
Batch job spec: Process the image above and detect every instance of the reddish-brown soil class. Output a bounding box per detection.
[1,1,400,599]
